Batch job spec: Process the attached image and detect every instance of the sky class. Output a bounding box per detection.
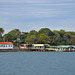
[0,0,75,34]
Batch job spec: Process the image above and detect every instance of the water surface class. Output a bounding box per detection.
[0,52,75,75]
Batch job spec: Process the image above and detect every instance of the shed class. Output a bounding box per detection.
[0,42,13,49]
[55,45,74,52]
[32,44,50,49]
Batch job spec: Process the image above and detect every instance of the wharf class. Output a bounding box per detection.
[0,49,52,52]
[0,49,75,52]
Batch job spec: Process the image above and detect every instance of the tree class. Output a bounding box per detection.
[39,28,54,36]
[3,34,13,42]
[53,29,65,37]
[3,29,21,46]
[63,33,71,44]
[59,30,65,37]
[0,38,3,42]
[69,35,75,45]
[25,30,38,44]
[25,35,38,44]
[8,29,21,40]
[0,28,4,38]
[29,30,38,35]
[65,31,75,45]
[20,32,28,43]
[38,34,50,44]
[52,32,62,45]
[2,28,75,45]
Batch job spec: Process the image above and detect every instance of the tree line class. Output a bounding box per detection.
[0,28,75,46]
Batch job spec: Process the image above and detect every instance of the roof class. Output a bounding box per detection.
[50,46,57,48]
[33,44,45,46]
[32,44,50,47]
[0,42,13,44]
[73,46,75,48]
[57,45,74,48]
[46,48,55,51]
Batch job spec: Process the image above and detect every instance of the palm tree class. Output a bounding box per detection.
[0,28,4,38]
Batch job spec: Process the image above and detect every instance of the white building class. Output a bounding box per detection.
[0,42,13,49]
[32,44,50,49]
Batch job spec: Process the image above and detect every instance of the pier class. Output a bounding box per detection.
[0,48,75,52]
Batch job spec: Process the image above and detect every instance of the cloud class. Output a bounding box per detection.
[0,0,53,3]
[0,8,70,19]
[0,0,75,4]
[33,3,75,6]
[0,0,75,33]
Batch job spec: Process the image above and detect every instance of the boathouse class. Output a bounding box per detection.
[55,45,75,52]
[32,44,50,50]
[0,42,13,49]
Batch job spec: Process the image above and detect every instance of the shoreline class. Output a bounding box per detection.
[0,49,75,52]
[0,49,52,52]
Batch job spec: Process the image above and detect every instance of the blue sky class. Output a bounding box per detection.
[0,0,75,34]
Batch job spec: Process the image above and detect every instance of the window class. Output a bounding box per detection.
[9,45,10,47]
[40,46,41,48]
[4,45,5,47]
[0,44,6,47]
[1,45,3,47]
[6,45,7,47]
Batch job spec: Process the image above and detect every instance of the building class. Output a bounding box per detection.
[46,46,57,51]
[0,42,13,49]
[32,44,50,50]
[20,44,31,49]
[55,45,75,52]
[45,45,75,52]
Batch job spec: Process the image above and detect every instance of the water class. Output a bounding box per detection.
[0,52,75,75]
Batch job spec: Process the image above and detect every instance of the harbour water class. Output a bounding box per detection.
[0,52,75,75]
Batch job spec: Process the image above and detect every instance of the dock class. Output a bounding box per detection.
[0,49,53,52]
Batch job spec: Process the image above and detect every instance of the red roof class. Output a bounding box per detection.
[0,42,13,44]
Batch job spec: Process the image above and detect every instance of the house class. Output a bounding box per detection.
[32,44,50,50]
[46,46,57,51]
[20,44,31,49]
[71,46,75,51]
[55,45,75,52]
[0,42,13,49]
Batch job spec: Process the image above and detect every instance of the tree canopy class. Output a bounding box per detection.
[0,28,4,38]
[39,28,54,36]
[0,28,75,46]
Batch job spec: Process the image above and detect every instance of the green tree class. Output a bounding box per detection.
[39,28,54,36]
[25,30,38,44]
[25,35,38,44]
[53,29,65,37]
[62,33,71,44]
[3,34,13,42]
[20,32,28,43]
[2,28,75,45]
[52,32,62,45]
[8,29,21,40]
[3,29,21,46]
[69,35,75,45]
[29,30,38,35]
[59,29,65,37]
[0,28,4,38]
[0,38,3,42]
[38,34,50,44]
[65,31,75,45]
